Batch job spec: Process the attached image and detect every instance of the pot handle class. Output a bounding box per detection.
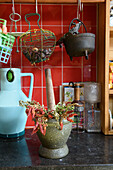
[69,18,87,33]
[20,73,34,100]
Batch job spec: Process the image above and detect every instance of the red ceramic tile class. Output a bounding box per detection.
[11,47,21,67]
[54,87,60,104]
[43,46,62,67]
[7,25,21,32]
[83,50,96,67]
[43,87,47,107]
[21,25,41,32]
[63,46,82,66]
[42,5,61,25]
[21,67,42,87]
[91,67,96,82]
[22,87,30,99]
[0,61,10,68]
[83,4,97,26]
[84,26,97,34]
[21,73,32,88]
[63,4,82,26]
[63,26,69,35]
[43,67,62,87]
[83,66,96,82]
[21,4,41,26]
[42,25,62,43]
[0,4,21,26]
[63,67,82,83]
[32,88,42,104]
[26,114,35,126]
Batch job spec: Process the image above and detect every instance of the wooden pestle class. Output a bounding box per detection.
[45,68,55,110]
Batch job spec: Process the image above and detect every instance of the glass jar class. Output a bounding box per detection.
[85,103,101,132]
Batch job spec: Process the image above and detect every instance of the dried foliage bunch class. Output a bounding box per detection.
[19,96,76,136]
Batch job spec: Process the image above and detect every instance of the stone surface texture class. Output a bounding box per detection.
[0,129,113,169]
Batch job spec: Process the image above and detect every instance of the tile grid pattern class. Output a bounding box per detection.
[0,3,97,126]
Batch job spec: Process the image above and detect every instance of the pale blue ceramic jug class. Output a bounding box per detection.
[0,68,33,138]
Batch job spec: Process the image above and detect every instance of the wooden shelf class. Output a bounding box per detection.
[110,26,113,31]
[109,51,113,60]
[0,0,105,3]
[108,130,113,135]
[109,89,113,94]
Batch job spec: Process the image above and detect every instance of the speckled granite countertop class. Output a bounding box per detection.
[0,129,113,170]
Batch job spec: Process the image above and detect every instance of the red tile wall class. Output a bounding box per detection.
[0,3,97,127]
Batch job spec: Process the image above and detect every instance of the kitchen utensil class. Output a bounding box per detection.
[84,82,101,132]
[9,12,21,53]
[0,68,33,138]
[19,13,56,65]
[0,19,15,64]
[45,68,55,110]
[9,0,21,53]
[84,82,101,104]
[56,18,95,60]
[71,83,85,133]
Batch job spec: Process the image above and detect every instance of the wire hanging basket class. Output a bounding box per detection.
[0,19,15,64]
[19,13,56,65]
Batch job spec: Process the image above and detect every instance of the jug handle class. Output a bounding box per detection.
[20,73,34,100]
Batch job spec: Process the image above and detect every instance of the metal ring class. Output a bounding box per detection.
[9,13,21,22]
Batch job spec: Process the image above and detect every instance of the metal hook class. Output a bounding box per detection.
[36,0,38,13]
[81,3,83,12]
[12,0,15,13]
[77,0,81,19]
[10,0,21,53]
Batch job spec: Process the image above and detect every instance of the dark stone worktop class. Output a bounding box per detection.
[0,129,113,170]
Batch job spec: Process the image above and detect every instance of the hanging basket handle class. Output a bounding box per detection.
[0,19,7,27]
[69,18,87,33]
[25,13,41,30]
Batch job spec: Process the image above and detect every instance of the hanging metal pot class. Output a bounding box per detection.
[56,18,95,60]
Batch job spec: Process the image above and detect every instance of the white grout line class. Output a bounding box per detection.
[61,4,63,85]
[21,65,83,68]
[20,4,22,33]
[20,4,22,69]
[81,3,83,82]
[41,4,44,105]
[8,24,97,27]
[96,3,98,82]
[22,86,60,88]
